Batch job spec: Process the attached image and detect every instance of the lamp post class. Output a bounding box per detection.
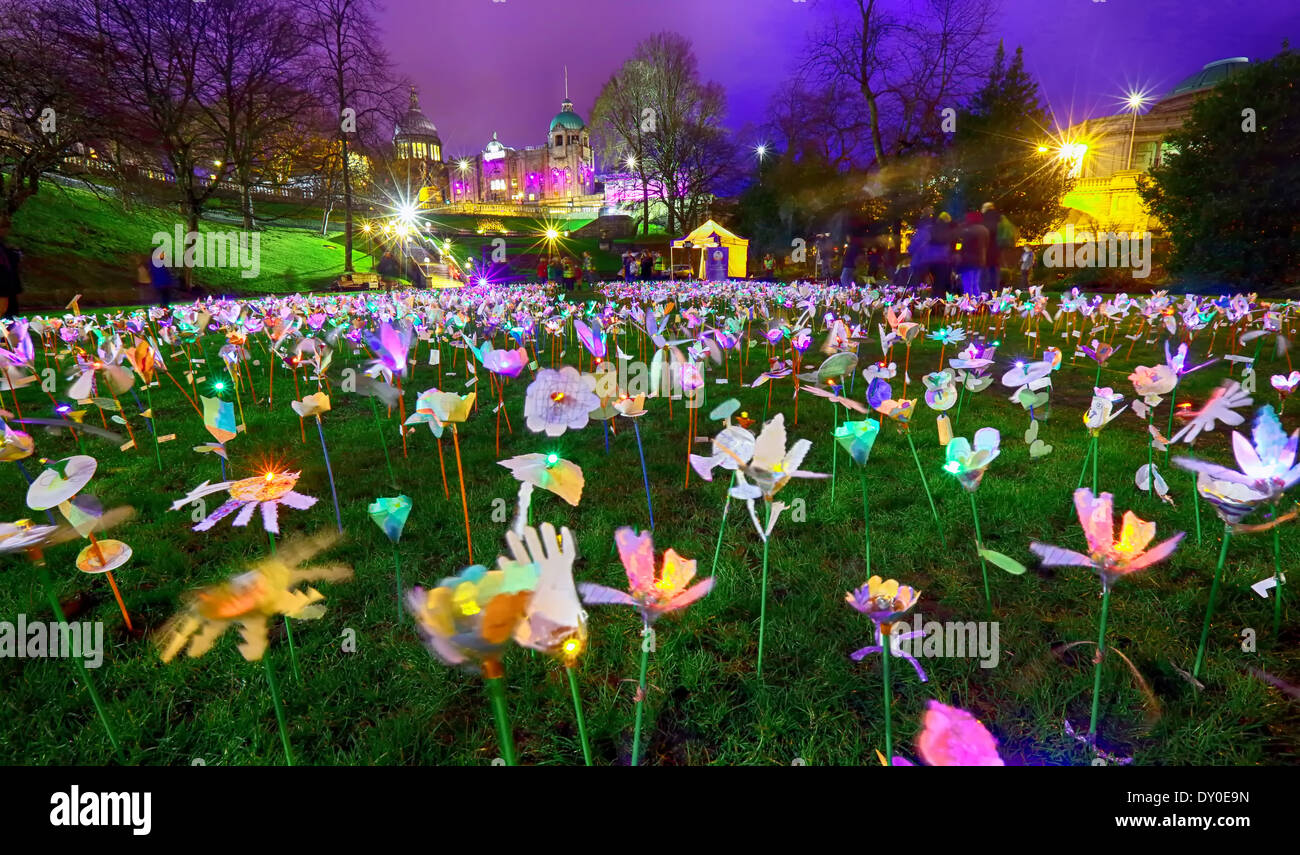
[1123,90,1152,170]
[754,144,768,186]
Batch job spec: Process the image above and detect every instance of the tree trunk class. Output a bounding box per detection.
[340,136,354,273]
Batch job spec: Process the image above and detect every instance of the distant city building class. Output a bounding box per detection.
[1054,57,1251,237]
[393,83,597,209]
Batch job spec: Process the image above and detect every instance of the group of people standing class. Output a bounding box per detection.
[537,251,595,291]
[620,249,664,281]
[910,203,1020,297]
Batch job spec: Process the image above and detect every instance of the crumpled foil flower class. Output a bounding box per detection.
[1030,489,1183,590]
[523,366,600,437]
[157,531,351,662]
[406,561,539,675]
[578,527,713,628]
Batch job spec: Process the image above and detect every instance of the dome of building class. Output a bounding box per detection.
[395,87,441,142]
[1170,57,1250,96]
[549,98,586,132]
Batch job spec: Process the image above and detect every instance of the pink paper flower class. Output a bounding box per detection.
[578,528,714,627]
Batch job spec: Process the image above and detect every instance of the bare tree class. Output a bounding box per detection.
[0,0,91,233]
[296,0,401,272]
[200,0,313,230]
[591,59,657,235]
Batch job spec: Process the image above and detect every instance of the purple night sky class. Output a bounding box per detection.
[379,0,1294,157]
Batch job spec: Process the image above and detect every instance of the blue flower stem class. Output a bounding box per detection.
[144,384,163,471]
[1088,586,1111,738]
[315,416,343,534]
[633,419,654,531]
[1193,525,1232,680]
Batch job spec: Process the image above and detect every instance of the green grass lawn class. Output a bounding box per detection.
[1,308,1297,765]
[9,185,377,308]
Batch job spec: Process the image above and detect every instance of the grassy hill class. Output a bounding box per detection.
[8,185,377,308]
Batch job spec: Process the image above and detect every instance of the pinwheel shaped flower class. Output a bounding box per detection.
[157,531,351,662]
[171,470,318,534]
[524,366,601,437]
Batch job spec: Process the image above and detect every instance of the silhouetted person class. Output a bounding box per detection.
[959,212,989,297]
[980,202,1002,292]
[0,235,22,318]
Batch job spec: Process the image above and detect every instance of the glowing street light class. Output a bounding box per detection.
[1122,88,1154,170]
[754,143,768,160]
[625,155,637,170]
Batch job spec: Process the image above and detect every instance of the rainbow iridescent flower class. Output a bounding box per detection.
[406,388,476,437]
[1174,405,1300,504]
[578,527,714,628]
[405,561,540,675]
[833,418,881,465]
[943,427,1000,491]
[1030,489,1183,590]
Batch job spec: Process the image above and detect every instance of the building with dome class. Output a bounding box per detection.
[442,94,597,208]
[1052,57,1251,237]
[393,87,445,199]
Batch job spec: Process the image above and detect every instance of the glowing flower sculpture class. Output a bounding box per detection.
[524,366,601,437]
[406,389,476,438]
[847,575,923,765]
[579,527,713,765]
[889,701,1006,767]
[171,470,318,534]
[405,556,540,766]
[943,427,1000,492]
[1030,489,1183,738]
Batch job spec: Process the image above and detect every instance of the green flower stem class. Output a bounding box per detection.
[268,531,302,683]
[37,564,123,762]
[970,490,992,619]
[144,384,163,471]
[368,394,397,488]
[485,674,517,766]
[1088,586,1111,737]
[262,653,294,766]
[632,633,652,766]
[881,624,894,764]
[830,402,838,503]
[860,469,871,577]
[1273,503,1284,637]
[1077,435,1094,490]
[566,665,593,767]
[393,545,404,623]
[711,471,735,581]
[1193,525,1233,680]
[1192,472,1202,546]
[905,430,944,547]
[757,500,773,678]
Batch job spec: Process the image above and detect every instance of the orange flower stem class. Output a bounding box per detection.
[104,570,133,632]
[452,426,473,563]
[436,436,450,499]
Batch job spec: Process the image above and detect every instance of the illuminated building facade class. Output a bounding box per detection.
[1053,58,1250,237]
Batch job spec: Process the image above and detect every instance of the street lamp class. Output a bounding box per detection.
[1122,89,1153,170]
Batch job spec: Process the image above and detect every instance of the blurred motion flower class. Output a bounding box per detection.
[406,562,539,675]
[908,700,1006,767]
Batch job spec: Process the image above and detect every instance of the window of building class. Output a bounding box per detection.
[1133,141,1158,171]
[490,179,506,191]
[433,145,441,161]
[555,135,563,147]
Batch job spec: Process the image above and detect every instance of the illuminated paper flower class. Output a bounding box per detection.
[1174,405,1300,503]
[26,455,97,511]
[123,339,158,384]
[364,321,413,383]
[909,701,1006,767]
[833,418,881,465]
[1083,387,1127,431]
[943,427,1000,491]
[523,367,600,437]
[157,531,351,662]
[1129,364,1177,404]
[1271,371,1300,398]
[507,523,586,663]
[291,392,331,419]
[579,527,713,628]
[406,389,476,438]
[0,423,35,462]
[76,539,132,574]
[478,343,530,378]
[171,471,318,534]
[497,453,584,506]
[574,319,607,361]
[1190,472,1269,524]
[1030,489,1183,590]
[1080,339,1114,366]
[1169,380,1252,446]
[928,326,966,346]
[406,561,539,674]
[846,575,920,625]
[368,495,412,543]
[0,520,58,554]
[201,395,238,444]
[923,371,957,411]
